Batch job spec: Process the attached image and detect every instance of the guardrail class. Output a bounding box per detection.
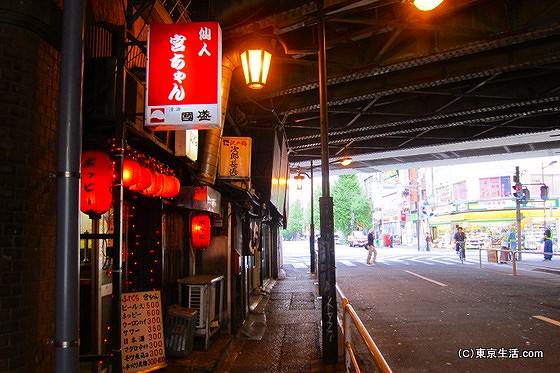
[335,284,393,373]
[477,247,560,276]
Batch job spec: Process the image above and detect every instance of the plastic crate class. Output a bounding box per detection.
[164,305,198,357]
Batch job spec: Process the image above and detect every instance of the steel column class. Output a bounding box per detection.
[317,0,338,365]
[54,1,84,372]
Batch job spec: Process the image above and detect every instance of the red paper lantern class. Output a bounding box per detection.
[80,150,113,218]
[155,174,170,197]
[122,159,140,187]
[129,166,152,192]
[191,214,211,249]
[169,176,180,197]
[143,170,163,196]
[159,175,180,198]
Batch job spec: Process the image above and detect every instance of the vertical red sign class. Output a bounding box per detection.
[146,22,222,130]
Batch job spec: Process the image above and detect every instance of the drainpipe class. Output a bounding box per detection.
[55,1,83,372]
[197,49,238,184]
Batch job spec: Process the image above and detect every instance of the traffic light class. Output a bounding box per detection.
[513,183,523,199]
[520,187,530,206]
[540,185,549,200]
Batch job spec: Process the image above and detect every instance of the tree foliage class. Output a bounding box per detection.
[311,174,372,238]
[282,198,305,240]
[332,175,372,237]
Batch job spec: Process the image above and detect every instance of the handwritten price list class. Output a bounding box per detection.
[121,291,167,373]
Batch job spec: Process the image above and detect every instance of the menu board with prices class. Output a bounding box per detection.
[121,291,166,373]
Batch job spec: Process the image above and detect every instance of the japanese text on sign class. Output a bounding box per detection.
[219,137,252,179]
[146,22,222,130]
[121,291,166,373]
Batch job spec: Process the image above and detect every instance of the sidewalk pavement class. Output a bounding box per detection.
[163,265,344,373]
[162,245,560,372]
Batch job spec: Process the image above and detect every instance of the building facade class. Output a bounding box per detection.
[368,159,558,251]
[0,1,287,372]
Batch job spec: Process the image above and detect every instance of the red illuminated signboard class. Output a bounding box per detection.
[146,22,222,130]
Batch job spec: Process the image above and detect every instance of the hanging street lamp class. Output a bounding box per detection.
[240,42,272,89]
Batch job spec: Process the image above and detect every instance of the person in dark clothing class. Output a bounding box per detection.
[543,226,553,261]
[453,226,467,258]
[366,228,377,265]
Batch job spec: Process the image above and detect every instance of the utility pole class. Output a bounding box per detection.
[317,0,338,365]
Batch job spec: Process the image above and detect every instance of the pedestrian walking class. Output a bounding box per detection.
[509,228,518,261]
[499,228,509,264]
[425,232,432,252]
[366,228,377,265]
[543,226,553,261]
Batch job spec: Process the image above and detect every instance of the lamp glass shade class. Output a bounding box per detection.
[413,0,443,11]
[340,157,352,166]
[294,174,305,190]
[240,48,272,89]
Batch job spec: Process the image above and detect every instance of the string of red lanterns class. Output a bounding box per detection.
[123,148,181,198]
[79,146,182,218]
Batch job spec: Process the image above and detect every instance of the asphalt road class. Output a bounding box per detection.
[282,241,560,373]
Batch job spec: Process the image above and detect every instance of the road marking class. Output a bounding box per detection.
[404,270,448,287]
[340,260,357,267]
[292,262,308,268]
[532,315,560,326]
[427,258,455,265]
[412,257,434,265]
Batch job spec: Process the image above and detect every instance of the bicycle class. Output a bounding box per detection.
[456,241,465,264]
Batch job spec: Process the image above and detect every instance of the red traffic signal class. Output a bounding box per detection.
[512,184,522,199]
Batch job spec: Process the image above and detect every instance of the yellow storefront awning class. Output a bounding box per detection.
[429,208,560,226]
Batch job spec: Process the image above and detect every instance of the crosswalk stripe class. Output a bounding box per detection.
[285,255,478,268]
[412,257,434,265]
[292,262,308,268]
[428,259,456,265]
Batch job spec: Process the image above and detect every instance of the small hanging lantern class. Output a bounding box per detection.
[143,170,163,196]
[169,176,181,197]
[294,173,305,190]
[80,150,114,219]
[340,157,353,166]
[122,159,141,187]
[129,166,152,192]
[159,175,181,198]
[191,214,211,249]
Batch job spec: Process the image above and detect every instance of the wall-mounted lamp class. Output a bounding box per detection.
[240,43,272,89]
[294,172,306,190]
[411,0,444,11]
[340,157,353,166]
[240,29,316,89]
